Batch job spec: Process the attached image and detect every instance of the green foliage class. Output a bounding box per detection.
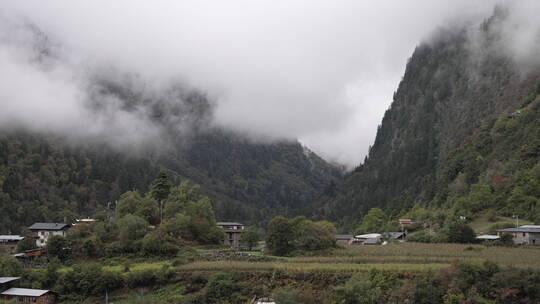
[356,208,388,234]
[141,232,179,257]
[118,191,159,225]
[333,270,398,304]
[117,214,149,242]
[46,235,69,260]
[57,264,122,299]
[0,256,23,276]
[266,216,336,256]
[293,219,336,251]
[150,171,172,202]
[446,222,476,244]
[15,237,36,252]
[241,227,261,250]
[193,272,242,304]
[266,216,293,256]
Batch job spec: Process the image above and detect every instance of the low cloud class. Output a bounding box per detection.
[0,1,537,168]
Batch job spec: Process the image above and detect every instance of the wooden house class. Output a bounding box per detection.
[217,222,245,248]
[0,235,24,253]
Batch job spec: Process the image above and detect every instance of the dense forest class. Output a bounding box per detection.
[315,9,540,230]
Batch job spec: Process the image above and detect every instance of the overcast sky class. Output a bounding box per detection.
[2,1,536,168]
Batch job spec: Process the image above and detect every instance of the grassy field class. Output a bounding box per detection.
[177,260,449,273]
[468,213,533,234]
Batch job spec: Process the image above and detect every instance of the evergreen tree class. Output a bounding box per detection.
[150,171,172,202]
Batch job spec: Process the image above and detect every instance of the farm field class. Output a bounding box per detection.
[46,243,540,303]
[177,243,540,273]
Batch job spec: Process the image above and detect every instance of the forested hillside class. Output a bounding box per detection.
[0,78,340,234]
[316,10,540,229]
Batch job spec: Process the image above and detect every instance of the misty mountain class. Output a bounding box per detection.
[315,9,540,229]
[0,74,341,233]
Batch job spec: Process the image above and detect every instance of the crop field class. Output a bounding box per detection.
[331,243,540,269]
[176,243,540,274]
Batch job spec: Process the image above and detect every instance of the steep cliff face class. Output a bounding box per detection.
[317,14,540,228]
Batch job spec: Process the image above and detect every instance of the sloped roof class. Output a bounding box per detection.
[0,277,20,284]
[498,226,540,233]
[0,235,24,241]
[477,234,500,240]
[355,233,382,239]
[384,232,405,239]
[335,234,353,239]
[1,288,50,297]
[29,223,70,230]
[217,222,244,226]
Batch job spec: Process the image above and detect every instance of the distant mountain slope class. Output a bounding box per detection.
[0,81,340,234]
[315,12,540,228]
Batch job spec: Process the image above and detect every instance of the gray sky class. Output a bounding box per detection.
[1,1,537,168]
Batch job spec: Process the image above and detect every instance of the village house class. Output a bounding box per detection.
[0,235,24,253]
[335,234,354,245]
[217,222,245,248]
[29,223,71,248]
[0,288,57,304]
[497,225,540,245]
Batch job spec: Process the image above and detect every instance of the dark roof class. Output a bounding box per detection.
[498,227,540,233]
[335,234,353,239]
[29,223,70,230]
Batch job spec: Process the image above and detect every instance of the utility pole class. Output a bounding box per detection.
[513,214,519,228]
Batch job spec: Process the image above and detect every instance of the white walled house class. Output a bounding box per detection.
[29,223,71,248]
